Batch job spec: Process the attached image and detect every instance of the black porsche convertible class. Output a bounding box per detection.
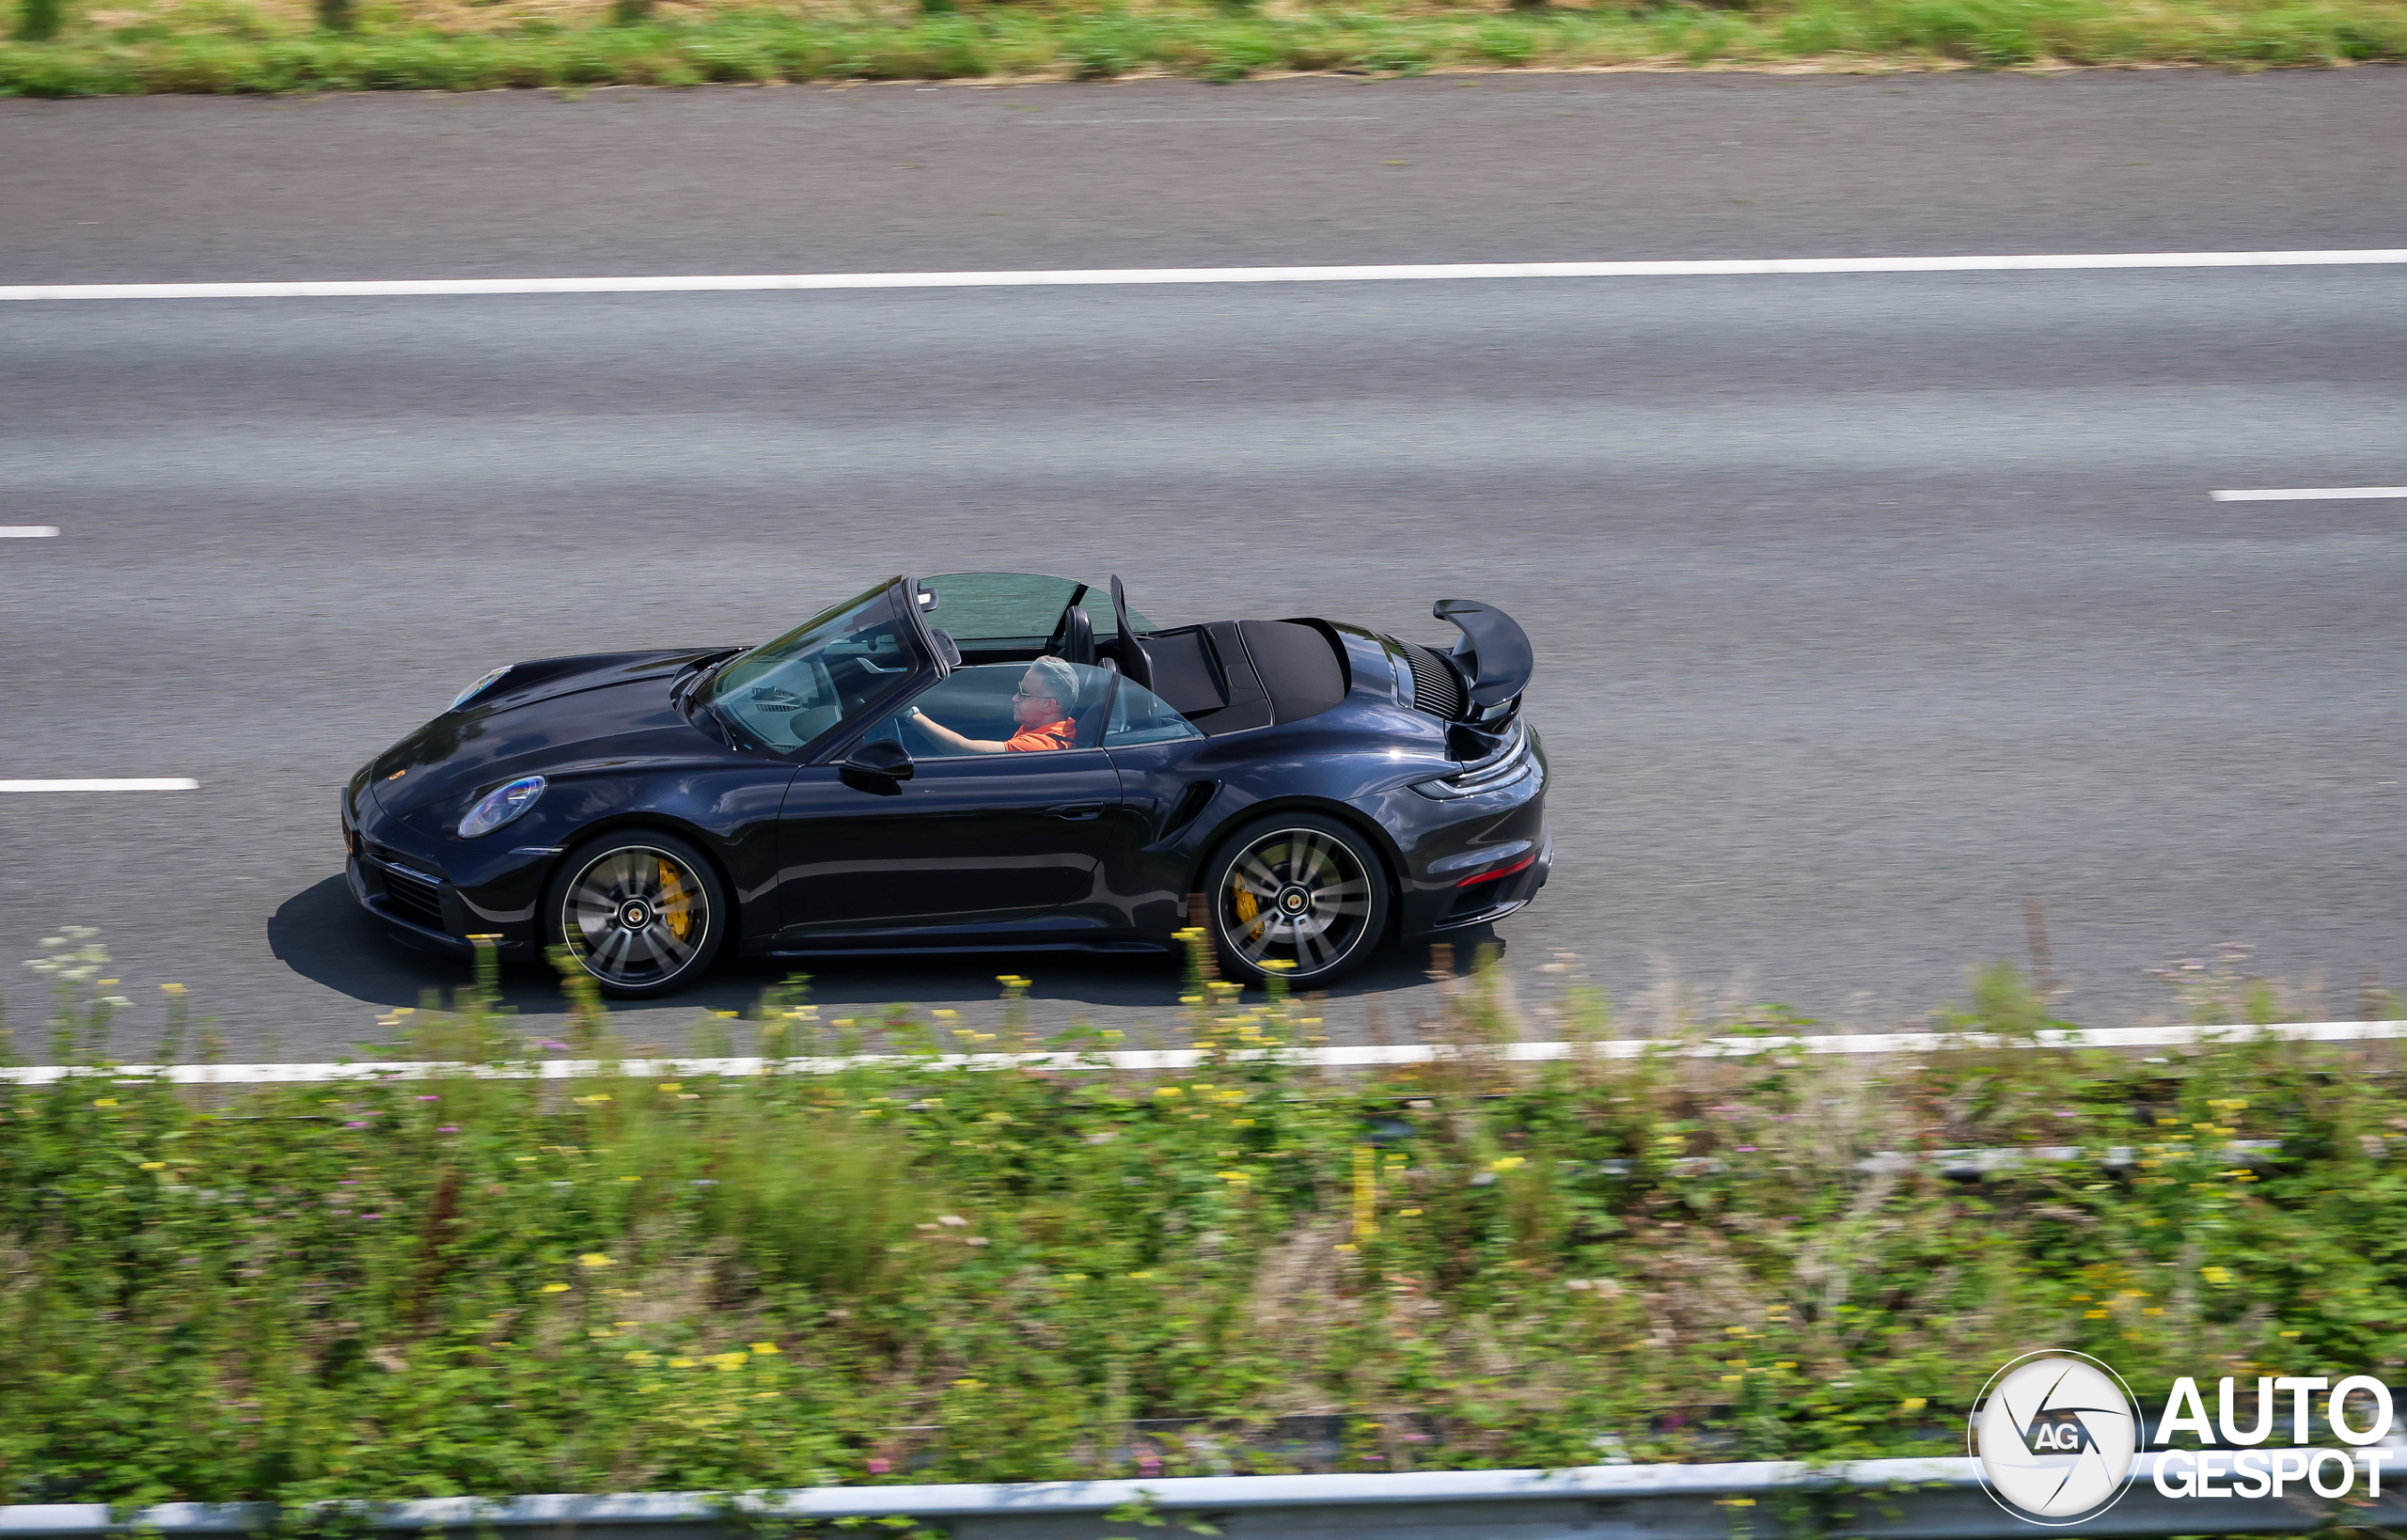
[345,574,1549,996]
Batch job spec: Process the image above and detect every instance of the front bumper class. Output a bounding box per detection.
[346,852,480,954]
[344,780,554,955]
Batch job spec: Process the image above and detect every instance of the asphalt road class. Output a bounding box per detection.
[4,71,2405,1060]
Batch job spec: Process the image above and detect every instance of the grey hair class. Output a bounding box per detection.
[1024,654,1083,713]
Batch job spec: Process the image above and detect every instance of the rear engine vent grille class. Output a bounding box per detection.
[381,864,446,931]
[1395,641,1466,720]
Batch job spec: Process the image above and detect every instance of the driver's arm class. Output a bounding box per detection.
[905,705,1007,755]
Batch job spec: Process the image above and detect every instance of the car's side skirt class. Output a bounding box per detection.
[759,939,1172,960]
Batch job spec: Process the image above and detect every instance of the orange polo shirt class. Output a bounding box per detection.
[1004,717,1076,753]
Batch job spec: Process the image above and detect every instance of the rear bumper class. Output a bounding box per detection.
[1374,731,1551,941]
[1421,824,1551,934]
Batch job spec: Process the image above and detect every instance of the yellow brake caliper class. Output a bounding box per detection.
[657,858,693,941]
[1234,884,1261,939]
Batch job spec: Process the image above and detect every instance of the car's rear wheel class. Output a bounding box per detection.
[548,830,727,998]
[1203,812,1391,988]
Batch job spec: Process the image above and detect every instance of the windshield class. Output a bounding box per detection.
[703,581,919,752]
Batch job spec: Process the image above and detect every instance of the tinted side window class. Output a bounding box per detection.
[871,660,1123,759]
[1103,679,1203,748]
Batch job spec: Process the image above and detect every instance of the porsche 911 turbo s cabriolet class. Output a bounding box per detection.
[344,574,1549,996]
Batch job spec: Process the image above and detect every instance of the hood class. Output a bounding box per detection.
[368,648,739,819]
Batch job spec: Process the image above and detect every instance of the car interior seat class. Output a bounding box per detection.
[1056,604,1096,667]
[1072,667,1119,748]
[1109,575,1153,690]
[930,629,963,668]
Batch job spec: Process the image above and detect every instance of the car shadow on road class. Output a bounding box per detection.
[269,876,1495,1050]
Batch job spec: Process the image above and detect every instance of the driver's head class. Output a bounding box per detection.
[1016,654,1080,725]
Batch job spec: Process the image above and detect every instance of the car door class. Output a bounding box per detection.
[768,662,1138,940]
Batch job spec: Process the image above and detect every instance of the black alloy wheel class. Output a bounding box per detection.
[1203,812,1391,988]
[548,830,728,997]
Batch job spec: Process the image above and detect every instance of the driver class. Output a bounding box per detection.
[906,655,1080,754]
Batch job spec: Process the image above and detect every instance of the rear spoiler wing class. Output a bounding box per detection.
[1434,598,1534,717]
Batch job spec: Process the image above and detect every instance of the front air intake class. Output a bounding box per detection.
[1394,640,1466,720]
[379,863,447,931]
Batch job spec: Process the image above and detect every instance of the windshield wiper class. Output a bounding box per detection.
[673,652,739,714]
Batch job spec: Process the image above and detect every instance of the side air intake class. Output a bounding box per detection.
[1394,639,1467,720]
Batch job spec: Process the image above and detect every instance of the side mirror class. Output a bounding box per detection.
[842,738,915,784]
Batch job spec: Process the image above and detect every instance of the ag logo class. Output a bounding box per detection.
[1970,1351,2141,1525]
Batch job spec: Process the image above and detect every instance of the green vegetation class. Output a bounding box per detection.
[6,929,2406,1509]
[3,0,2404,95]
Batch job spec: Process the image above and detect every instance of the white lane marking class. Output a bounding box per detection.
[2210,486,2407,501]
[8,1019,2399,1085]
[0,526,60,537]
[0,778,199,792]
[1016,115,1383,123]
[7,248,2407,301]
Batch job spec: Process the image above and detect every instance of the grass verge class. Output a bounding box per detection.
[4,929,2405,1506]
[3,0,2404,97]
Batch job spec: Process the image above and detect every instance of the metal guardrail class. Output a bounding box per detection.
[7,1019,2404,1088]
[7,1454,2403,1540]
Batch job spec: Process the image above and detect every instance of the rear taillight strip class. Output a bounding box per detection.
[1455,852,1537,888]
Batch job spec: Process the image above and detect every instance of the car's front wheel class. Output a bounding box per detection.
[1202,812,1391,988]
[547,830,728,998]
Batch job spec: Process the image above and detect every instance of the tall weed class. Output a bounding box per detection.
[6,930,2407,1504]
[9,0,2401,93]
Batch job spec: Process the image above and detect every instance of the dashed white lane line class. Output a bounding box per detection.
[2210,487,2407,501]
[6,248,2407,301]
[0,526,60,538]
[0,778,200,792]
[1016,115,1384,123]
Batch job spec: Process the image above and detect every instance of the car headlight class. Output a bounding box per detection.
[449,665,513,711]
[459,776,545,839]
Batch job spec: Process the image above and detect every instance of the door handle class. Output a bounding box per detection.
[1046,803,1108,821]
